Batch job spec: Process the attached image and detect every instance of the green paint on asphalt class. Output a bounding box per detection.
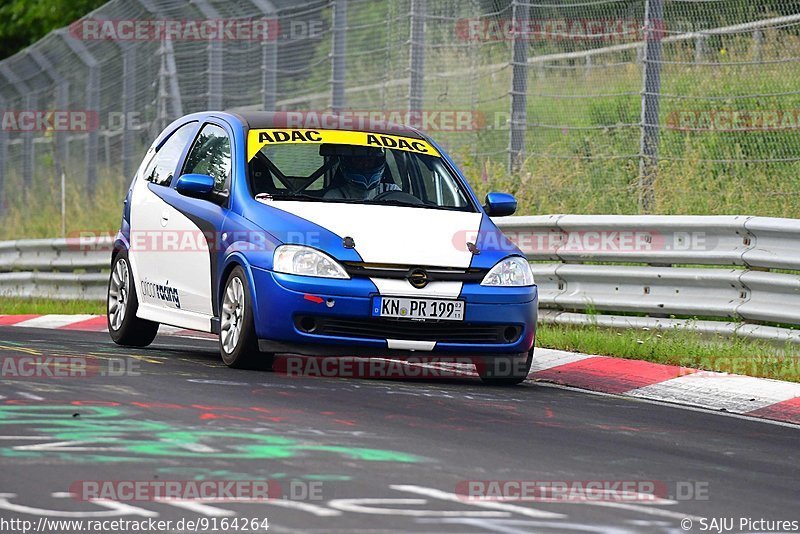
[0,405,425,463]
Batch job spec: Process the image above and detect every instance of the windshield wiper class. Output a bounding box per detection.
[264,193,328,202]
[261,193,368,204]
[369,198,471,211]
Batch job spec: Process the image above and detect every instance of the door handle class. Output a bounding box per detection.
[160,211,170,227]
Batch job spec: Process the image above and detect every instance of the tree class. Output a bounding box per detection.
[0,0,107,59]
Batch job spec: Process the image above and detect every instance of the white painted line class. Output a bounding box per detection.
[535,382,800,429]
[15,392,44,401]
[627,373,800,414]
[391,485,565,519]
[12,315,97,329]
[530,348,595,372]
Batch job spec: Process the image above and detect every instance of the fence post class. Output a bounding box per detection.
[508,0,529,173]
[58,30,99,195]
[194,0,223,110]
[0,65,34,202]
[408,0,426,123]
[164,41,184,119]
[0,93,6,211]
[248,0,279,112]
[118,43,137,179]
[29,49,69,188]
[753,29,763,61]
[136,0,181,132]
[638,0,664,213]
[208,42,223,110]
[331,0,347,113]
[694,36,706,63]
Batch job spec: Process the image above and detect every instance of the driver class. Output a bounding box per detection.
[324,148,400,200]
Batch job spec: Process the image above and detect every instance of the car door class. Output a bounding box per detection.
[128,121,199,322]
[154,122,234,320]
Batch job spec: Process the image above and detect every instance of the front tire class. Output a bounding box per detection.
[476,350,533,386]
[219,266,273,370]
[107,250,159,347]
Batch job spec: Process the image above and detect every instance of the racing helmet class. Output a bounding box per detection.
[338,148,386,190]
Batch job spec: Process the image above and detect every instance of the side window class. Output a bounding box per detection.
[183,124,232,193]
[414,157,469,208]
[143,122,196,186]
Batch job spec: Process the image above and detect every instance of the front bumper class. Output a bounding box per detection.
[250,266,538,357]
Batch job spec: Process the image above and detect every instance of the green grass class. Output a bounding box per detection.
[0,297,105,315]
[537,322,800,382]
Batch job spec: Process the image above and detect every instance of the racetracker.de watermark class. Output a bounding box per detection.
[68,479,324,501]
[68,18,279,41]
[452,229,710,254]
[278,356,478,379]
[455,18,664,42]
[0,356,139,378]
[667,110,800,131]
[268,110,485,132]
[455,480,710,502]
[0,111,99,132]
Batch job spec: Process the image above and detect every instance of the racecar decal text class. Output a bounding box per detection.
[258,130,322,143]
[141,280,181,309]
[365,134,428,153]
[247,128,440,161]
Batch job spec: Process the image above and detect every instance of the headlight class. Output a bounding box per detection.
[273,245,349,279]
[481,256,534,287]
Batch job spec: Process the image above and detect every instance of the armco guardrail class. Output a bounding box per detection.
[0,236,112,300]
[1,217,799,342]
[495,215,800,343]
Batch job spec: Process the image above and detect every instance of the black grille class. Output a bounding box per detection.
[343,263,487,283]
[295,316,521,344]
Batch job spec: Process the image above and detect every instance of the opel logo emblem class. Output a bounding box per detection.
[408,268,428,289]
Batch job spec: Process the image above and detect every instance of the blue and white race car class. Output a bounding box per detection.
[108,112,538,384]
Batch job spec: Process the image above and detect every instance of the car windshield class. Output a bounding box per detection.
[247,129,474,211]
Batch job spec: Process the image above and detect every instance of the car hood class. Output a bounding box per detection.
[268,201,483,268]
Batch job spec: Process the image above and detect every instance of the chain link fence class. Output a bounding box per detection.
[0,0,799,237]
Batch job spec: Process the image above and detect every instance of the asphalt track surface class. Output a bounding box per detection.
[0,327,798,534]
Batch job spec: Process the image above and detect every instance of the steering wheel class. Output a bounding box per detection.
[372,190,424,205]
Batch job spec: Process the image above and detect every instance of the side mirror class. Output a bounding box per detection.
[175,173,215,197]
[484,192,517,217]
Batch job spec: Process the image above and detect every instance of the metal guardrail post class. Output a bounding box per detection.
[638,0,664,213]
[408,0,426,120]
[331,0,347,113]
[508,0,529,173]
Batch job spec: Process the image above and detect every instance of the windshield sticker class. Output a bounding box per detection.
[247,128,440,161]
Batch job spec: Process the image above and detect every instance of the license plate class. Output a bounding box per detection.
[372,297,465,321]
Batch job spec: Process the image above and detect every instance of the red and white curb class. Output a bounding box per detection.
[529,348,800,426]
[0,314,215,339]
[1,315,798,426]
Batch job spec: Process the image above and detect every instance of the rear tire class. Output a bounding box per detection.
[219,266,273,370]
[477,350,533,386]
[107,250,159,347]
